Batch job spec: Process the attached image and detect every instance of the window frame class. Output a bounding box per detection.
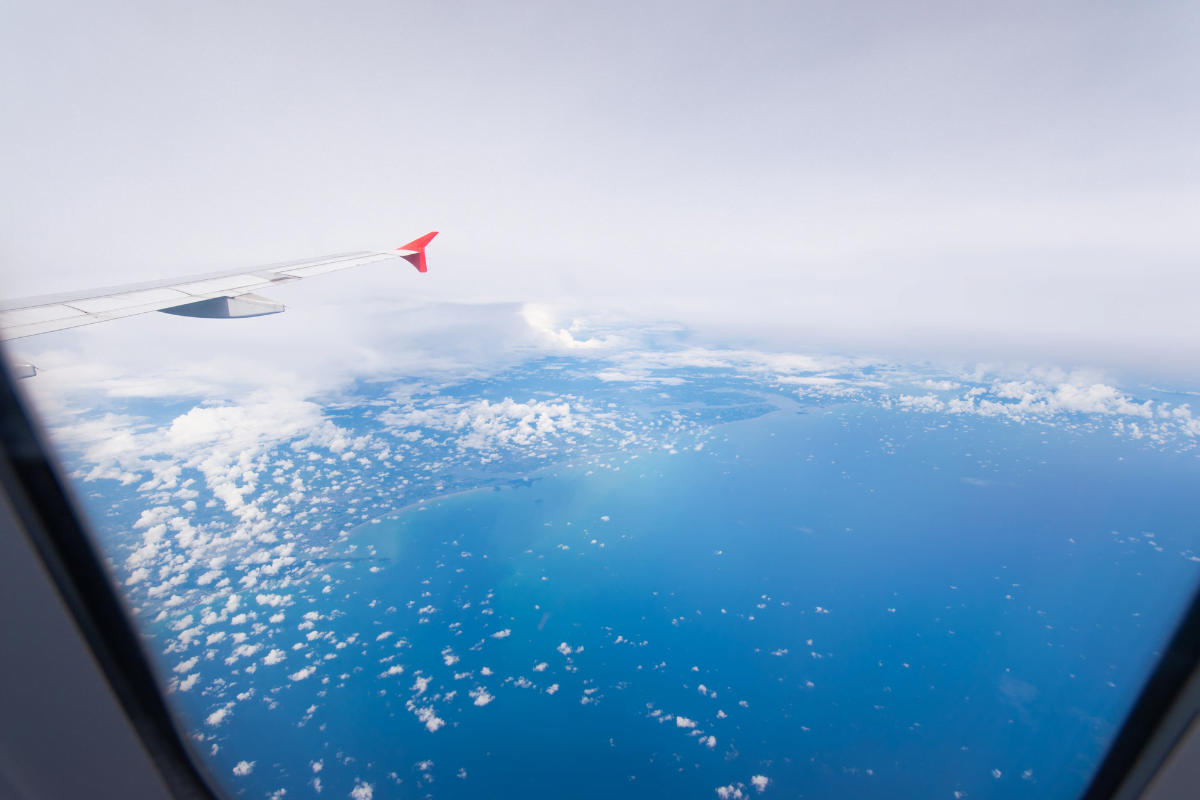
[0,358,224,800]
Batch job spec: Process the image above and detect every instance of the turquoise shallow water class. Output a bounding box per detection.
[160,402,1200,799]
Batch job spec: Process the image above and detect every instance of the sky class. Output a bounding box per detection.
[2,0,1199,382]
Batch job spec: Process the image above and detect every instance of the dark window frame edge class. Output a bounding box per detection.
[0,356,225,800]
[1082,584,1200,800]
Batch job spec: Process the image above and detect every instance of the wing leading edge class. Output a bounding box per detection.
[0,233,437,341]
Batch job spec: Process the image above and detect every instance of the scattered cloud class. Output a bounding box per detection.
[174,656,199,673]
[412,706,445,732]
[205,706,231,726]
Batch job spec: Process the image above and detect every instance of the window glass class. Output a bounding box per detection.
[3,4,1199,800]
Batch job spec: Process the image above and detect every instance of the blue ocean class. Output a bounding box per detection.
[110,388,1200,800]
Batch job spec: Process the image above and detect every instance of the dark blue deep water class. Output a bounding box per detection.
[162,404,1200,799]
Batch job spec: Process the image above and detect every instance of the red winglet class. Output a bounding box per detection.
[397,231,438,273]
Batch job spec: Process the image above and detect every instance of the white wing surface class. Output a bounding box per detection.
[0,232,437,341]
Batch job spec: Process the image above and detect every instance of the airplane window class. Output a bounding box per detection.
[3,4,1198,799]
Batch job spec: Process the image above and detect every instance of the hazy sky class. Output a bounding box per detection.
[2,1,1199,377]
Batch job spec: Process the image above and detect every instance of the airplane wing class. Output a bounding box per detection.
[0,232,437,341]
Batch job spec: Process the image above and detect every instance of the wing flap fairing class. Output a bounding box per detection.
[159,294,286,319]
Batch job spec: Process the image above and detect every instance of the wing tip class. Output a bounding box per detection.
[398,231,438,273]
